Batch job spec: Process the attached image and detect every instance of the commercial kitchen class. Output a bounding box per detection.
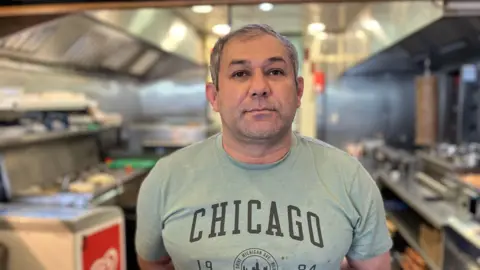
[0,0,478,269]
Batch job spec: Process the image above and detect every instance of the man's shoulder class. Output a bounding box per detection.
[154,134,218,170]
[297,134,359,166]
[296,134,363,187]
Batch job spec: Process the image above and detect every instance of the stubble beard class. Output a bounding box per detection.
[236,114,293,144]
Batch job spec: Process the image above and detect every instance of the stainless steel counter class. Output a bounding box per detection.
[364,146,480,269]
[11,168,148,208]
[378,172,456,229]
[91,168,148,198]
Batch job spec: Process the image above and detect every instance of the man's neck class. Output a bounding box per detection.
[221,129,293,164]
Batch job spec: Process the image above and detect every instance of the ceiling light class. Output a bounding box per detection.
[361,19,381,31]
[168,22,187,39]
[315,32,328,40]
[191,5,213,13]
[259,3,274,12]
[307,23,326,35]
[212,24,231,36]
[355,30,366,39]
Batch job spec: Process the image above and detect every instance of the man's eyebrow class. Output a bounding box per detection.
[266,56,287,64]
[229,59,249,66]
[228,56,286,67]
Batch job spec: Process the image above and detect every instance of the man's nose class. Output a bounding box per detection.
[249,71,271,98]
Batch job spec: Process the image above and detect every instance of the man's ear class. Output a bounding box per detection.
[206,83,219,112]
[295,76,304,108]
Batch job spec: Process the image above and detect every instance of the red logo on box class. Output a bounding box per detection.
[82,223,122,270]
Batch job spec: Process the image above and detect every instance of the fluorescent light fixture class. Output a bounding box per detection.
[192,5,213,13]
[307,22,326,35]
[259,3,274,11]
[212,24,231,36]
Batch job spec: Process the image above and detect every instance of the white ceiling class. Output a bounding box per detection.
[173,2,366,36]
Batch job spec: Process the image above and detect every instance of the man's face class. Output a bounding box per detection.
[207,34,304,141]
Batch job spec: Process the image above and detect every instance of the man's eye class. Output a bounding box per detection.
[268,69,285,76]
[232,71,249,78]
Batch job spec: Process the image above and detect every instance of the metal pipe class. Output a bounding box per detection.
[415,171,449,197]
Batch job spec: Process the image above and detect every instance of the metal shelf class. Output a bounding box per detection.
[0,125,119,150]
[379,172,456,229]
[388,212,441,270]
[11,168,148,207]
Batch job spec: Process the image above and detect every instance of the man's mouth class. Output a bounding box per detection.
[245,108,275,113]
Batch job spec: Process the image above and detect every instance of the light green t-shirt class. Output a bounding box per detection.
[136,133,392,270]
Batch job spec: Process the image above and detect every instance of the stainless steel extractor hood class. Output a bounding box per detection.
[0,14,64,38]
[0,8,205,83]
[342,1,480,76]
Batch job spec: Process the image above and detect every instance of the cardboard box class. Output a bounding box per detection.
[419,224,443,267]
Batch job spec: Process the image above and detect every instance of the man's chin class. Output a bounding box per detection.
[240,128,284,141]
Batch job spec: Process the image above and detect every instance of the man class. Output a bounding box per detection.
[135,24,392,270]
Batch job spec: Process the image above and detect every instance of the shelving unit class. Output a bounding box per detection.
[377,174,449,270]
[379,172,455,229]
[388,211,441,270]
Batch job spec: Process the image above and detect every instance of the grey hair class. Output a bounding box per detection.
[209,24,299,89]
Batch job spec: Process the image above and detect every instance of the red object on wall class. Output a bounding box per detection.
[83,223,122,270]
[314,71,326,94]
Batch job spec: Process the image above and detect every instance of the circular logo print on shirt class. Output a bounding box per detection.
[233,248,278,270]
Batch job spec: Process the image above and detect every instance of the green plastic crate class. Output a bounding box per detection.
[107,159,157,169]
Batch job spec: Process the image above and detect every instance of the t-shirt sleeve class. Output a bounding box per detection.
[135,159,169,261]
[346,163,393,260]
